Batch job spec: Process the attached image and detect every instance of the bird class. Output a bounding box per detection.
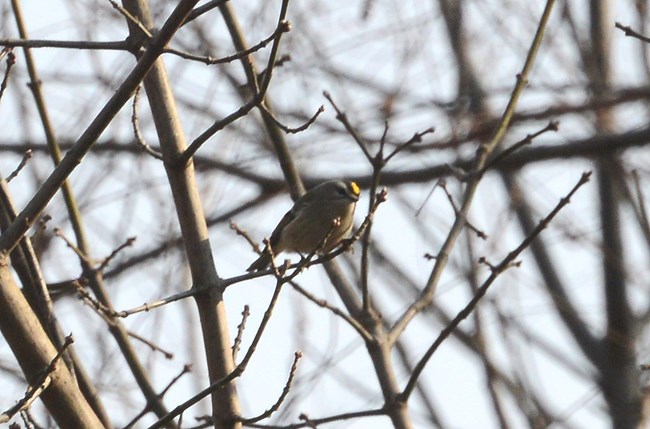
[247,180,360,272]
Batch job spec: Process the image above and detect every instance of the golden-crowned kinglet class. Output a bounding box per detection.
[247,180,360,272]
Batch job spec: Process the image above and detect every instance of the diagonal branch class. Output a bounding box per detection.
[0,0,201,253]
[388,0,557,344]
[399,171,591,402]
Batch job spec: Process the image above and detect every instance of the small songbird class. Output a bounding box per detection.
[247,180,360,272]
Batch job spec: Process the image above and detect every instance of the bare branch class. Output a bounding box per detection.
[238,351,302,424]
[96,236,137,272]
[481,120,559,175]
[132,85,163,160]
[399,171,591,402]
[230,221,261,254]
[114,289,197,318]
[127,331,174,360]
[384,127,435,163]
[123,364,192,429]
[323,91,373,162]
[439,180,487,239]
[5,149,32,183]
[232,305,250,360]
[258,104,325,134]
[0,38,129,50]
[288,281,372,342]
[615,22,650,44]
[53,228,94,265]
[107,0,152,38]
[183,0,230,25]
[167,19,290,66]
[0,48,16,104]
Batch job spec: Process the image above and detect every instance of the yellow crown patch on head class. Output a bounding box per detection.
[349,181,360,197]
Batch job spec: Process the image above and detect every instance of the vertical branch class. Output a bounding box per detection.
[359,124,387,313]
[218,0,305,199]
[590,2,641,427]
[121,1,241,428]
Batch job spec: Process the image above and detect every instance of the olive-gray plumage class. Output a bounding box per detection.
[247,180,360,272]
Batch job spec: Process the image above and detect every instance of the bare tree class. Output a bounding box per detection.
[0,0,649,428]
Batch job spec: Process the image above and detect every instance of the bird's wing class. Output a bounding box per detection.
[268,207,298,250]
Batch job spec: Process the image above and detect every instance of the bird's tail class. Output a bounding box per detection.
[246,252,273,272]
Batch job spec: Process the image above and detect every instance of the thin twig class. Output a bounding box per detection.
[323,91,373,161]
[265,238,282,277]
[56,228,136,273]
[478,256,521,272]
[198,408,387,429]
[167,20,289,65]
[252,408,386,429]
[124,364,192,429]
[630,170,650,246]
[97,236,136,272]
[288,281,372,341]
[5,149,32,183]
[230,221,260,254]
[384,127,435,163]
[481,120,559,175]
[0,48,16,104]
[0,38,128,50]
[124,401,153,428]
[258,104,325,134]
[414,179,443,218]
[1,374,49,423]
[114,288,197,318]
[107,0,152,38]
[183,0,230,26]
[439,180,487,239]
[615,22,650,44]
[71,280,115,323]
[238,351,302,424]
[232,305,250,360]
[54,228,94,265]
[128,331,174,360]
[160,364,192,397]
[132,85,163,159]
